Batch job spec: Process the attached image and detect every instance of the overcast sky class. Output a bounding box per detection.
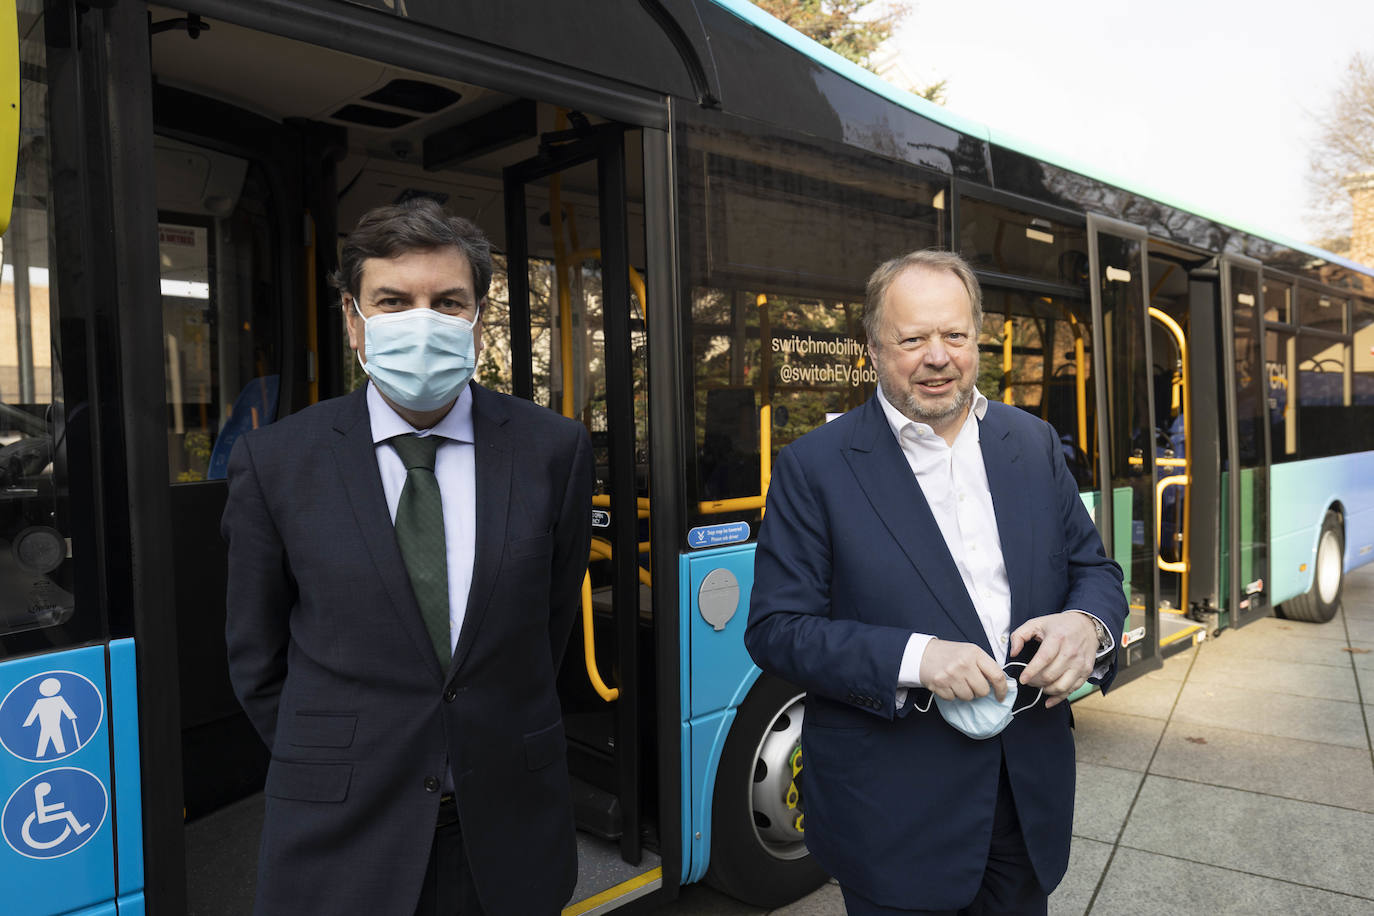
[883,0,1374,246]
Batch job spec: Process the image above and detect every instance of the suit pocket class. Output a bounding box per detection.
[524,719,566,771]
[1048,549,1067,571]
[287,713,357,748]
[266,760,352,802]
[509,531,553,560]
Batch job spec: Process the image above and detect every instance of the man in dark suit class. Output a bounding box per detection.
[746,250,1127,915]
[223,200,592,915]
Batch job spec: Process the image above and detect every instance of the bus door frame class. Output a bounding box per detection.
[1086,213,1163,682]
[1218,254,1271,628]
[1182,258,1223,628]
[504,127,646,865]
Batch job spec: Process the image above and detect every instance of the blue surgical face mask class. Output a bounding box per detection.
[355,304,479,412]
[918,662,1043,741]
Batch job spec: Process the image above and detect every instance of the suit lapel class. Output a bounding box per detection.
[450,384,512,677]
[843,397,991,651]
[332,388,445,682]
[978,404,1033,628]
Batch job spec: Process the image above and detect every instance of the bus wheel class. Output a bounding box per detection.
[1278,510,1344,623]
[705,675,828,907]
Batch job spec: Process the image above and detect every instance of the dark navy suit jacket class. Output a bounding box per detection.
[223,383,592,915]
[745,396,1127,910]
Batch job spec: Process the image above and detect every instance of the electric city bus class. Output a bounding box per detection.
[1,1,1371,913]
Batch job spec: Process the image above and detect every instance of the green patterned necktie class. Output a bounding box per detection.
[390,433,450,665]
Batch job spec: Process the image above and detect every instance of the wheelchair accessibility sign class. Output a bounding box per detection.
[3,767,108,859]
[0,670,104,763]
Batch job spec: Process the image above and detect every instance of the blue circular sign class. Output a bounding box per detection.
[2,767,108,860]
[0,670,104,763]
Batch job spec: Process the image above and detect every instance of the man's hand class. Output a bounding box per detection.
[1009,612,1099,707]
[919,639,1008,702]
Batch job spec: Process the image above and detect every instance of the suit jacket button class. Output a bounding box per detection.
[444,686,458,702]
[424,776,440,792]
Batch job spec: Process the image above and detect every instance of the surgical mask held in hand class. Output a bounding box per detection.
[918,662,1043,740]
[356,305,478,411]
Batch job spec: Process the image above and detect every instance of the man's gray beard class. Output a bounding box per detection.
[889,379,975,428]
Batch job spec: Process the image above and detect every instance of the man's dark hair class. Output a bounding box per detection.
[330,198,493,304]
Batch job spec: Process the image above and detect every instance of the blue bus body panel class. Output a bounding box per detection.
[109,639,144,898]
[0,647,116,916]
[64,902,117,916]
[116,892,145,916]
[678,544,764,884]
[1269,452,1374,603]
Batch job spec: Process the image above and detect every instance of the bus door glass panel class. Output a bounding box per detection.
[1227,264,1269,621]
[504,123,648,862]
[154,136,283,817]
[977,290,1096,493]
[1147,282,1187,616]
[1091,226,1157,663]
[156,137,282,484]
[1,8,89,648]
[1354,300,1374,453]
[680,115,946,532]
[1263,278,1297,464]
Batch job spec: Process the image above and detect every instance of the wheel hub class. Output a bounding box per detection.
[1316,528,1341,605]
[749,693,808,860]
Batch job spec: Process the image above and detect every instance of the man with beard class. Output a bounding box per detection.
[745,250,1127,915]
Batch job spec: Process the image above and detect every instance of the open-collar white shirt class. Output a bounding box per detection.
[876,385,1013,689]
[366,381,476,658]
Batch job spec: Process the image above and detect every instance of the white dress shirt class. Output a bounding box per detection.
[877,385,1112,695]
[367,381,476,657]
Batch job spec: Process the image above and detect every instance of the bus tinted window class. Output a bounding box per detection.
[0,11,78,641]
[959,199,1087,287]
[1298,287,1346,333]
[977,290,1096,490]
[1296,333,1349,459]
[1263,278,1292,324]
[681,116,947,532]
[1356,300,1374,451]
[157,139,282,483]
[1266,328,1297,462]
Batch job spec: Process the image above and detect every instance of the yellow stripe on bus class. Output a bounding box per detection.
[562,867,663,916]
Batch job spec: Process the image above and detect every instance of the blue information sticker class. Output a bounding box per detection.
[687,521,751,549]
[0,671,105,764]
[2,767,108,860]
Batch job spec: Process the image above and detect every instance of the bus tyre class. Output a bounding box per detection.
[1278,510,1343,623]
[704,675,829,907]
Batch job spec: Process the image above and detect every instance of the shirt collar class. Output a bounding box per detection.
[366,381,474,445]
[875,383,988,443]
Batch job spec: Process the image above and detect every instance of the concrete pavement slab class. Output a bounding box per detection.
[1149,720,1374,813]
[1185,650,1361,702]
[770,880,843,916]
[1071,707,1166,772]
[1119,776,1374,899]
[1170,680,1368,748]
[1049,838,1111,916]
[1078,664,1190,720]
[1072,763,1143,843]
[1190,624,1358,667]
[1088,846,1374,916]
[1347,617,1374,643]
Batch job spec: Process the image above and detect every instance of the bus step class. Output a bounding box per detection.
[572,775,622,840]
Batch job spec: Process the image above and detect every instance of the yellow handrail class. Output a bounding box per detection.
[1002,317,1014,405]
[0,0,16,235]
[580,572,619,701]
[1148,306,1191,593]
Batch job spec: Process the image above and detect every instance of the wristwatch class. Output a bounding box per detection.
[1086,614,1110,654]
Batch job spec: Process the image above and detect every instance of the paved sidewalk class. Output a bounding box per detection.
[660,564,1374,915]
